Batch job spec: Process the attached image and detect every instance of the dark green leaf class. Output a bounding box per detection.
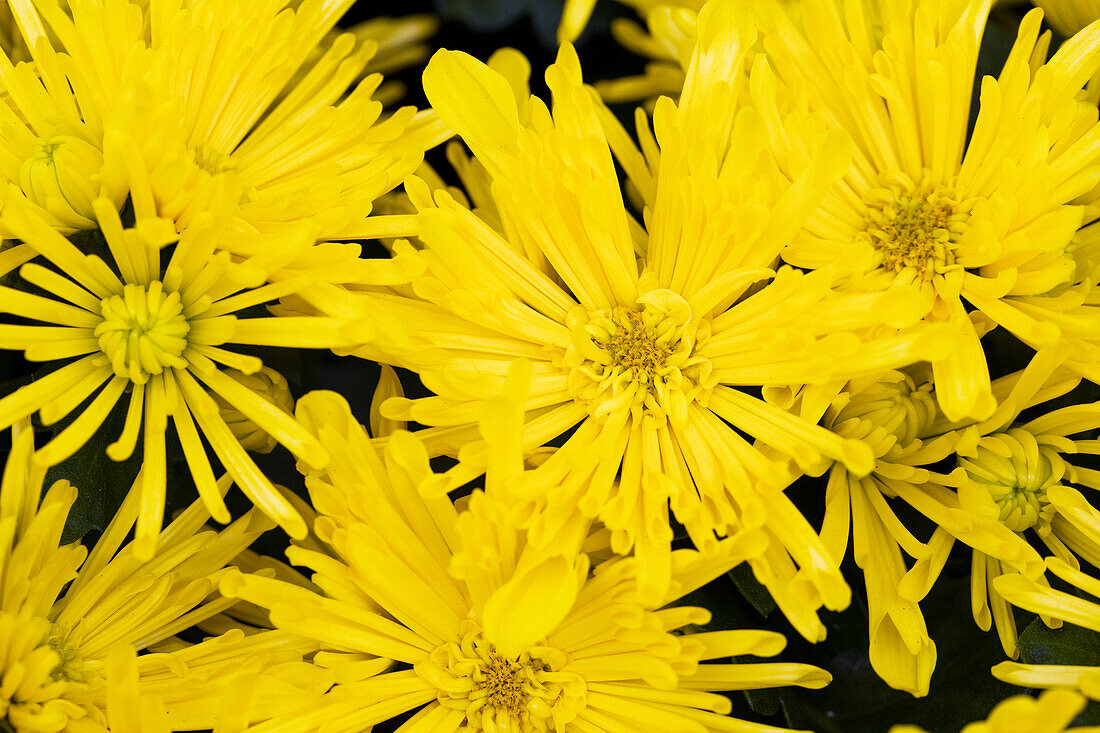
[729,563,777,618]
[43,394,143,544]
[1017,619,1100,726]
[1017,619,1100,668]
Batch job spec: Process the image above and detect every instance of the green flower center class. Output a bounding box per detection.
[46,626,84,683]
[192,142,235,175]
[958,428,1063,532]
[18,133,104,225]
[832,369,938,448]
[95,281,190,384]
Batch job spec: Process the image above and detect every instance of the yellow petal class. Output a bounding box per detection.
[482,555,580,658]
[422,49,521,162]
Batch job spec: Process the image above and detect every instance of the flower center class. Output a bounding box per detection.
[46,626,84,683]
[958,428,1063,532]
[19,134,104,226]
[416,622,585,732]
[0,613,84,729]
[861,174,966,280]
[831,368,938,449]
[564,289,715,425]
[192,142,235,175]
[605,309,672,376]
[212,367,294,453]
[95,282,191,384]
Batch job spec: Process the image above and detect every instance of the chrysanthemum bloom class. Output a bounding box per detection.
[889,689,1097,733]
[2,0,446,241]
[992,559,1100,700]
[892,352,1100,658]
[220,384,834,733]
[0,187,375,556]
[0,0,127,231]
[783,359,1055,694]
[335,1,948,619]
[753,0,1100,422]
[211,367,295,455]
[0,423,323,731]
[1031,221,1100,382]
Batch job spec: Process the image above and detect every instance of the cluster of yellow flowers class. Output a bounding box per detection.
[0,0,1097,730]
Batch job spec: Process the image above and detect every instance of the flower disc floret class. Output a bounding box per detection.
[959,428,1063,532]
[191,143,237,176]
[860,174,967,281]
[19,134,105,228]
[0,612,83,729]
[95,282,191,384]
[45,625,86,684]
[417,620,584,732]
[565,289,714,424]
[832,369,938,449]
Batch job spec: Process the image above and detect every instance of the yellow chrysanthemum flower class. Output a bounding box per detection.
[890,689,1099,733]
[784,358,1061,695]
[328,1,948,620]
[1040,222,1100,381]
[0,422,322,732]
[754,0,1100,422]
[0,0,127,231]
[942,376,1100,658]
[219,379,834,733]
[1,0,446,242]
[0,183,376,556]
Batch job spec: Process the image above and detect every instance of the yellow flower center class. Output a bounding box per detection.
[19,133,104,226]
[0,613,84,730]
[192,142,235,175]
[95,282,191,384]
[46,626,84,683]
[416,623,585,732]
[861,174,966,280]
[831,368,938,449]
[604,309,673,377]
[565,289,715,426]
[958,428,1063,532]
[211,367,293,453]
